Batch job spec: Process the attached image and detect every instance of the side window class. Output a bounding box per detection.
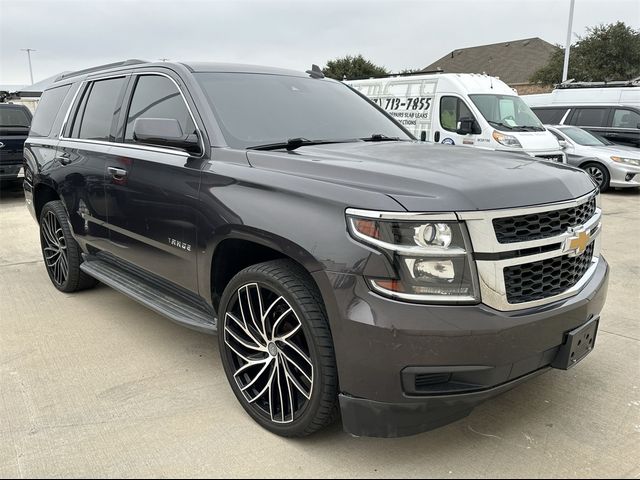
[71,77,126,141]
[570,108,608,127]
[612,109,640,129]
[532,108,568,125]
[440,96,477,132]
[29,85,71,137]
[124,75,195,142]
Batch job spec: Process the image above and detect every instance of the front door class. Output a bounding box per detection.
[102,72,205,293]
[434,95,481,147]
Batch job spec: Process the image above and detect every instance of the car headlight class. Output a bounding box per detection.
[611,156,640,167]
[346,210,479,304]
[492,130,522,148]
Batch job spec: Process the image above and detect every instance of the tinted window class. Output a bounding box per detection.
[0,106,31,128]
[195,73,411,149]
[571,108,608,127]
[73,77,126,141]
[612,109,640,129]
[124,75,194,142]
[440,96,478,132]
[29,85,71,137]
[532,107,568,124]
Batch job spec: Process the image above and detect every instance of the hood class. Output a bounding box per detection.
[595,145,640,159]
[246,141,596,212]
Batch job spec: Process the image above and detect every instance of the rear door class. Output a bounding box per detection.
[566,107,611,140]
[101,71,206,293]
[57,75,129,251]
[609,107,640,148]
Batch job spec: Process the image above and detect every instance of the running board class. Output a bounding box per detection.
[80,258,217,334]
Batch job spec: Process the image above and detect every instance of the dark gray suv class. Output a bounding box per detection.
[23,60,609,438]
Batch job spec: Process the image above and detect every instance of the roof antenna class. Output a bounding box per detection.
[306,64,325,79]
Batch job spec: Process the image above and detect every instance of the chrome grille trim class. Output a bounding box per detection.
[460,190,602,311]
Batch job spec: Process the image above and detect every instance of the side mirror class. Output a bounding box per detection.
[456,117,479,135]
[133,118,200,154]
[558,139,568,148]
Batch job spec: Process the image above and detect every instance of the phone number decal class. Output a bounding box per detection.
[372,97,432,111]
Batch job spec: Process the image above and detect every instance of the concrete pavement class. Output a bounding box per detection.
[1,184,639,478]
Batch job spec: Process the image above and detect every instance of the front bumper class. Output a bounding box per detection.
[319,255,609,437]
[609,162,640,188]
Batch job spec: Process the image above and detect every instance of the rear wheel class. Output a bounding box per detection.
[39,200,97,292]
[583,162,610,192]
[218,259,338,437]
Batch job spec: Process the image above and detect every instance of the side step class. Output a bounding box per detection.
[80,258,217,334]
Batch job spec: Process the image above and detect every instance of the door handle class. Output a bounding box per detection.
[107,166,128,179]
[55,154,72,166]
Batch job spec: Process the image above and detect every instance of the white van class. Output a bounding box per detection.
[346,73,565,162]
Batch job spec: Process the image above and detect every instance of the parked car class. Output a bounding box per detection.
[347,73,565,162]
[0,103,32,184]
[546,125,640,191]
[24,60,608,438]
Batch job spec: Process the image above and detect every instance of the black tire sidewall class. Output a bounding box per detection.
[584,162,610,192]
[218,264,332,437]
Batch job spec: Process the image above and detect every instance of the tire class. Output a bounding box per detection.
[218,259,338,437]
[39,200,98,292]
[583,162,610,192]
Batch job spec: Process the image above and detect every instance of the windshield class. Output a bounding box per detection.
[195,73,411,149]
[469,94,544,131]
[559,126,608,146]
[0,107,31,127]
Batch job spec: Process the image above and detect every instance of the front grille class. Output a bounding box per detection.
[504,243,595,304]
[493,196,596,244]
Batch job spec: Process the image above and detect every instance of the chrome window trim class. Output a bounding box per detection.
[58,71,205,159]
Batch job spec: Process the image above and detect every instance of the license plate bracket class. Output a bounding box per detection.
[551,317,599,370]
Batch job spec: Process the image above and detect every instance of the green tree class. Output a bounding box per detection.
[322,54,389,81]
[530,22,640,85]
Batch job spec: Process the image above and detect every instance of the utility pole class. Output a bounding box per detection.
[562,0,576,83]
[21,48,36,84]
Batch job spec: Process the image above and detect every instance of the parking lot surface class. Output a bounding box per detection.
[1,184,639,478]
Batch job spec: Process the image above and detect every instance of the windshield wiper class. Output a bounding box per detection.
[361,133,402,142]
[248,137,355,151]
[487,120,515,130]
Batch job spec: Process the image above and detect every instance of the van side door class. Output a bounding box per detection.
[101,71,206,294]
[435,95,481,146]
[566,107,611,141]
[608,107,640,148]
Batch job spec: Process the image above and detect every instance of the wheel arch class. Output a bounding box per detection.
[33,181,61,221]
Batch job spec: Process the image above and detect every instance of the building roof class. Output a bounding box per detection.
[423,37,559,84]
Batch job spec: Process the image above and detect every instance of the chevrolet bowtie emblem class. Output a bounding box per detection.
[564,228,591,257]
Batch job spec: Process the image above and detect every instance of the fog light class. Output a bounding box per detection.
[626,173,636,182]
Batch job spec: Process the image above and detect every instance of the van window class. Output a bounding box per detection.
[612,109,640,129]
[29,85,71,137]
[124,75,195,142]
[72,77,126,141]
[440,96,476,132]
[469,94,543,131]
[570,108,608,127]
[531,107,568,125]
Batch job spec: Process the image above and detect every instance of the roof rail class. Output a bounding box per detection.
[555,77,640,89]
[55,59,149,82]
[345,68,443,81]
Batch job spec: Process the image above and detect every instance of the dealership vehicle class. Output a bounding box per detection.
[346,73,566,162]
[525,80,640,148]
[546,125,640,191]
[24,60,608,438]
[0,103,32,183]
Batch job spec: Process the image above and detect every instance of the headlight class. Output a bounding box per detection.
[611,156,640,167]
[346,211,479,304]
[492,130,522,148]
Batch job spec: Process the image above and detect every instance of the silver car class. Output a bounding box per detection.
[547,125,640,191]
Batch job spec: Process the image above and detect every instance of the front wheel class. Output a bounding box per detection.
[583,162,610,192]
[218,259,338,437]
